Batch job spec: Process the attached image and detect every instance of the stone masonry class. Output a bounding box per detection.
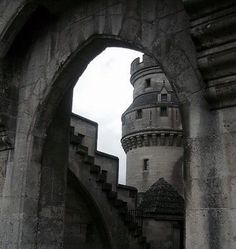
[0,1,236,248]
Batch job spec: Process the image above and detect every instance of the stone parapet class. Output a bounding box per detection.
[131,55,156,74]
[130,55,162,86]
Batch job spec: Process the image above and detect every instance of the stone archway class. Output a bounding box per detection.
[65,169,113,249]
[0,1,233,249]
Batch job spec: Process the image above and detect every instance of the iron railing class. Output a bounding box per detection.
[127,209,143,228]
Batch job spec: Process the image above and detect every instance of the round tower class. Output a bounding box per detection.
[121,55,184,194]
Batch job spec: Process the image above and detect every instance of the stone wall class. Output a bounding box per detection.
[95,151,119,190]
[142,219,183,249]
[64,183,105,249]
[117,184,137,210]
[70,113,119,190]
[70,113,98,156]
[0,1,236,248]
[126,146,183,194]
[122,107,182,141]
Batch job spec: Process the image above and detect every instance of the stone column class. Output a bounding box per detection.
[0,87,73,248]
[0,60,7,193]
[0,57,19,197]
[0,58,16,212]
[184,92,236,249]
[35,89,72,248]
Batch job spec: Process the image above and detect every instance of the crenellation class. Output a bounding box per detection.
[130,54,161,80]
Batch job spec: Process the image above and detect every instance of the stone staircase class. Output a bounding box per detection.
[68,127,150,249]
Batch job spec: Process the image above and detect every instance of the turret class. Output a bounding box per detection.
[121,55,184,194]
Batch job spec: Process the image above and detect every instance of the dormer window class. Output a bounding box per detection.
[145,78,151,88]
[161,93,168,102]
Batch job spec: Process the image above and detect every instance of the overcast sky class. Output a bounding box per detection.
[72,47,143,184]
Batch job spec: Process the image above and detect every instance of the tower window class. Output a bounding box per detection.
[161,93,167,102]
[149,111,152,121]
[136,109,142,119]
[160,106,168,117]
[145,78,151,88]
[143,159,149,171]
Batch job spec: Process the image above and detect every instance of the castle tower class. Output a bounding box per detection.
[121,55,184,194]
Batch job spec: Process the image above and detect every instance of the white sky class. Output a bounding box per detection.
[72,47,143,184]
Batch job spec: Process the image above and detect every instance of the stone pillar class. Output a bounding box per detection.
[184,93,236,249]
[0,60,7,193]
[0,59,17,195]
[0,87,72,248]
[35,89,72,248]
[0,58,16,240]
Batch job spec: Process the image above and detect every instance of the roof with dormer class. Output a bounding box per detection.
[122,91,179,116]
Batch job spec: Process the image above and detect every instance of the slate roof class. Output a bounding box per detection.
[123,92,179,114]
[138,178,184,216]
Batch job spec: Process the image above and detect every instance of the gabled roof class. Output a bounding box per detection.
[138,178,184,216]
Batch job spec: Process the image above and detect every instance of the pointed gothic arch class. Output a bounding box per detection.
[1,1,228,249]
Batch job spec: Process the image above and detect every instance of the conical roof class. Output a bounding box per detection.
[138,178,184,216]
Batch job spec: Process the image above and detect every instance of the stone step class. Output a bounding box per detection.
[72,150,150,249]
[113,199,127,208]
[90,164,101,174]
[70,127,84,145]
[83,155,94,165]
[76,144,88,155]
[107,191,117,200]
[102,182,112,192]
[96,170,107,183]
